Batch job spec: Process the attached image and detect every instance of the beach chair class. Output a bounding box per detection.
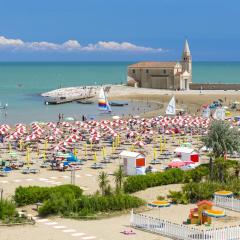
[30,168,40,174]
[22,168,30,174]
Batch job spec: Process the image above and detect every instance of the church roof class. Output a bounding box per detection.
[183,40,191,55]
[128,61,179,68]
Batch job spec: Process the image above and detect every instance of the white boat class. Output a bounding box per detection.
[98,88,112,114]
[165,96,176,115]
[0,103,8,109]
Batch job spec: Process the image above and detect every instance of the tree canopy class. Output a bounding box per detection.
[202,120,240,158]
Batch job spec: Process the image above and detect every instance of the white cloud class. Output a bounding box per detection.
[0,36,24,47]
[62,40,81,50]
[0,35,162,53]
[28,41,60,50]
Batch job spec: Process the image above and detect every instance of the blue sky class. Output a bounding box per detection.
[0,0,239,61]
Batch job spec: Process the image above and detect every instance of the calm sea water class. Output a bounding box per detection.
[0,62,239,124]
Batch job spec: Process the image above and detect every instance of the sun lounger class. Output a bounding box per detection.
[22,168,30,174]
[30,168,40,174]
[40,163,50,168]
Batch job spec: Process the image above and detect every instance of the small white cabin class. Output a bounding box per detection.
[119,151,146,176]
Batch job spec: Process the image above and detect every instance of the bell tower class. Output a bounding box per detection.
[181,40,192,76]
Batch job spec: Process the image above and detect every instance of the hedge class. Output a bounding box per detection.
[14,184,83,206]
[39,194,145,217]
[0,199,16,220]
[123,166,209,193]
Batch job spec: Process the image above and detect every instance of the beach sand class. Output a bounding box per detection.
[42,85,240,117]
[1,85,239,239]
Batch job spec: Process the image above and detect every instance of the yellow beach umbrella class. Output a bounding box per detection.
[172,132,175,140]
[73,147,77,157]
[153,147,157,160]
[8,142,12,153]
[102,147,106,159]
[19,140,23,151]
[130,144,134,152]
[159,141,163,154]
[42,150,46,161]
[112,141,115,153]
[84,144,87,158]
[94,152,97,162]
[26,148,30,166]
[44,140,48,150]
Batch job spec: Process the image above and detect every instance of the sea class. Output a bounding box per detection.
[0,62,239,124]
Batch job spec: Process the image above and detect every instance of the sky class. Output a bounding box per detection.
[0,0,239,61]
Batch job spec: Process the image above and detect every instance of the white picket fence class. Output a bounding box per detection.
[214,195,240,212]
[130,211,240,240]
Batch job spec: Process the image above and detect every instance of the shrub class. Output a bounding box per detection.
[14,184,83,206]
[168,191,189,204]
[177,179,240,203]
[0,199,16,220]
[124,168,186,193]
[39,194,145,217]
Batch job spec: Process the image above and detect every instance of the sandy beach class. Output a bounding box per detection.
[0,86,239,240]
[42,85,240,117]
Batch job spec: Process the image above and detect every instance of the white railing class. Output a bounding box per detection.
[214,195,240,212]
[130,211,240,240]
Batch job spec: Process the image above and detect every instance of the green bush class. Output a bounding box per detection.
[123,165,211,194]
[38,192,76,216]
[176,179,240,203]
[14,184,83,206]
[0,199,16,220]
[39,194,145,217]
[168,191,189,204]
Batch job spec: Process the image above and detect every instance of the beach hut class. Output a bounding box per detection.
[174,147,199,162]
[119,151,146,176]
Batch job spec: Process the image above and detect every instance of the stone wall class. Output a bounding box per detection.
[190,83,240,91]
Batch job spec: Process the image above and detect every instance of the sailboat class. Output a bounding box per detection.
[98,88,112,114]
[165,96,176,116]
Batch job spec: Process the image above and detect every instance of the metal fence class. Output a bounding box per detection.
[130,211,240,240]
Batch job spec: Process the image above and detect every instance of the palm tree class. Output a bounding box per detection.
[98,171,109,196]
[113,166,124,192]
[234,162,240,179]
[202,120,240,158]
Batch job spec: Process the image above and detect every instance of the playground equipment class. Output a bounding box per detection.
[187,200,225,225]
[188,200,213,225]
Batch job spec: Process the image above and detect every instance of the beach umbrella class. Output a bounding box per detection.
[94,152,97,162]
[26,147,30,166]
[153,147,157,160]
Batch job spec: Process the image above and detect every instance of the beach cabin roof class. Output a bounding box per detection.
[119,151,143,158]
[174,147,194,154]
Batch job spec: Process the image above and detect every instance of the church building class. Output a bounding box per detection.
[127,40,192,90]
